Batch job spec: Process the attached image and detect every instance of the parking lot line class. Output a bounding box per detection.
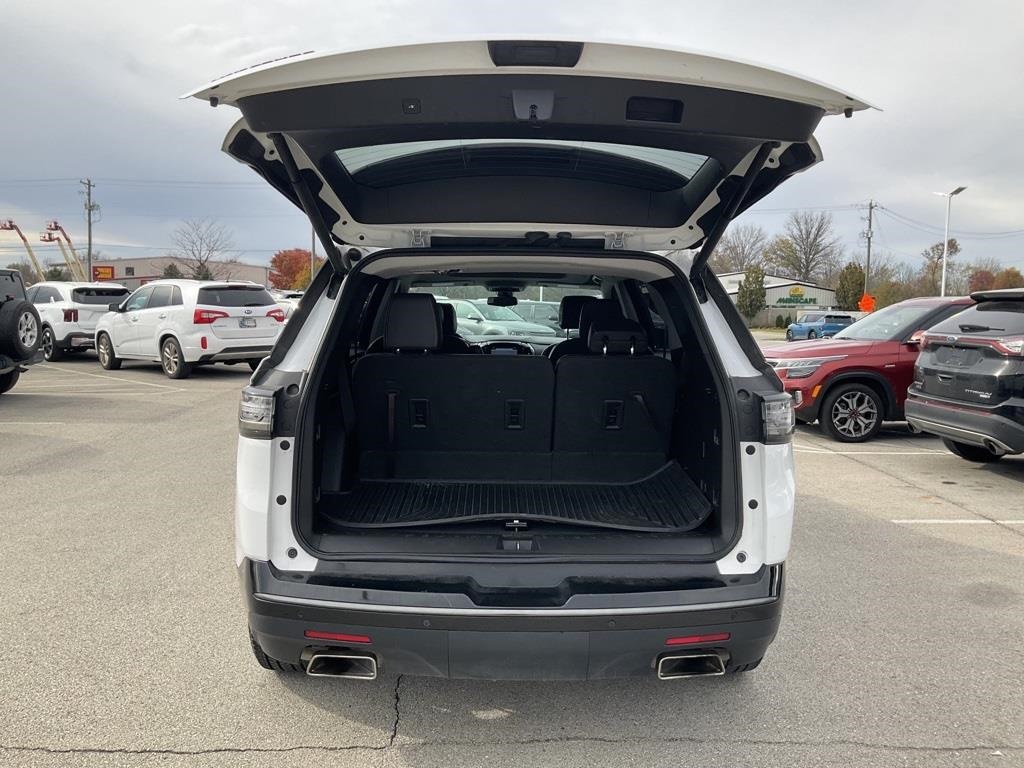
[891,519,1024,525]
[35,364,182,390]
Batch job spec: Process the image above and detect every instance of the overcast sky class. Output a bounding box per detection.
[2,0,1023,272]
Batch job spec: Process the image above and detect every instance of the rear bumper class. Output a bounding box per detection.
[243,559,784,679]
[197,345,273,363]
[56,331,95,349]
[905,394,1024,454]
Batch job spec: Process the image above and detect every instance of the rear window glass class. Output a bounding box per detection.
[930,301,1024,334]
[337,139,709,181]
[72,287,130,305]
[197,286,274,307]
[1,271,25,301]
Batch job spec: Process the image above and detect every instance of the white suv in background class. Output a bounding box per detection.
[94,280,285,378]
[28,281,131,361]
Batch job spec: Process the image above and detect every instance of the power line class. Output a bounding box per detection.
[877,205,1024,239]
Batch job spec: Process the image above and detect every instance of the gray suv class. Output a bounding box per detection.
[0,269,42,396]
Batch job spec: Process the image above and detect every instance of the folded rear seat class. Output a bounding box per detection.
[553,318,676,482]
[352,294,554,480]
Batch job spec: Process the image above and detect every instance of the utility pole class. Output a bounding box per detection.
[80,178,97,280]
[863,199,874,296]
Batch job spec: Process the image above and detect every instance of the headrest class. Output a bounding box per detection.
[436,303,457,336]
[558,295,598,330]
[578,299,623,338]
[384,294,440,351]
[588,318,650,355]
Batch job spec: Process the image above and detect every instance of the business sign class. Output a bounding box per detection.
[92,265,115,280]
[775,286,818,305]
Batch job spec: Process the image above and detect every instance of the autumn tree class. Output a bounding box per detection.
[168,219,238,280]
[735,265,766,323]
[918,238,960,295]
[968,269,996,293]
[834,262,865,310]
[991,267,1024,290]
[764,211,842,282]
[291,257,326,291]
[269,249,312,289]
[709,224,767,273]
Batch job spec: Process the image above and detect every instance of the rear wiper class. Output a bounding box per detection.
[959,323,1004,332]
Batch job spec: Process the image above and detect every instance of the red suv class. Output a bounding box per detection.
[762,297,974,441]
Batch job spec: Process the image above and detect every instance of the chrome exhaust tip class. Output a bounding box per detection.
[657,652,727,680]
[984,439,1006,457]
[306,653,378,680]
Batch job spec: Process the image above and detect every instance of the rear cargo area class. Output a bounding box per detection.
[293,264,737,558]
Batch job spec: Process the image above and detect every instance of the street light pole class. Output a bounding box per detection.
[935,185,966,297]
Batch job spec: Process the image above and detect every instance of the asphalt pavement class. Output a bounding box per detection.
[1,355,1022,767]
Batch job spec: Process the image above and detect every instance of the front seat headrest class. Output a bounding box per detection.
[384,294,440,351]
[436,303,458,336]
[588,318,650,355]
[577,299,623,340]
[558,295,598,330]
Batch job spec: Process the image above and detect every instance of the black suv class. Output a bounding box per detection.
[0,269,42,396]
[906,289,1024,462]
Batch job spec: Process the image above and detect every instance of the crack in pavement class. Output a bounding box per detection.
[389,674,404,746]
[0,675,409,758]
[2,735,1019,757]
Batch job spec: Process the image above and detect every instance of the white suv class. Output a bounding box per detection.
[188,39,869,680]
[94,279,285,378]
[27,281,130,361]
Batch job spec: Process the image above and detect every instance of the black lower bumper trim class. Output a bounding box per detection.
[906,396,1024,454]
[244,559,784,679]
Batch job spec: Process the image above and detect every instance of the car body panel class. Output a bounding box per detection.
[786,312,854,340]
[188,39,871,252]
[765,297,975,426]
[95,280,284,365]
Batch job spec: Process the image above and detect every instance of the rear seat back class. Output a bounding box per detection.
[553,318,676,481]
[353,295,553,480]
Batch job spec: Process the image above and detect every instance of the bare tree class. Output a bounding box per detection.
[168,219,237,280]
[764,211,843,282]
[709,223,767,273]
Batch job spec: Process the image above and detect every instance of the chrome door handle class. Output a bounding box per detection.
[130,317,139,322]
[158,314,167,319]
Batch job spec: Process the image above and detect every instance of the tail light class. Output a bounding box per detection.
[193,308,229,324]
[923,333,1024,357]
[62,308,79,322]
[761,393,795,443]
[238,387,275,438]
[267,308,286,322]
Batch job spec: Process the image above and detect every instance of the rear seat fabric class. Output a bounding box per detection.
[353,294,553,480]
[553,318,676,481]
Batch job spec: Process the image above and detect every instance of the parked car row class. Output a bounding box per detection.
[785,312,855,341]
[763,291,1024,461]
[12,278,286,380]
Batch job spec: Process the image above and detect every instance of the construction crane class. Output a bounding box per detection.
[45,220,87,280]
[0,219,46,283]
[40,231,84,280]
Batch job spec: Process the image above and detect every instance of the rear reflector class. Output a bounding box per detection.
[304,630,372,644]
[665,632,730,646]
[200,336,207,350]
